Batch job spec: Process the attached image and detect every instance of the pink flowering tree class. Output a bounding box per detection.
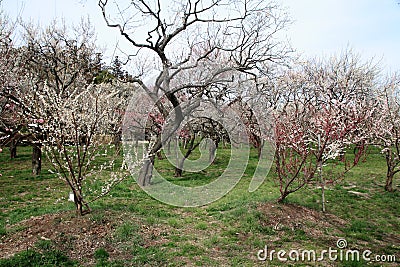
[273,101,315,203]
[270,52,377,209]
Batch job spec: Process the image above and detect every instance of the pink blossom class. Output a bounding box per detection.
[37,118,45,124]
[0,148,2,153]
[5,104,10,108]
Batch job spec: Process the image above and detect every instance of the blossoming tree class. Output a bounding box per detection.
[270,52,378,209]
[7,19,133,215]
[372,73,400,192]
[98,0,291,186]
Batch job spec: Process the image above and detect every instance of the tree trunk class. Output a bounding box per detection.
[138,155,155,186]
[183,138,188,149]
[79,135,87,146]
[385,150,396,192]
[166,140,171,155]
[209,139,218,164]
[174,158,185,177]
[32,143,42,176]
[385,163,395,192]
[254,136,263,159]
[73,189,90,216]
[385,172,394,192]
[201,138,207,150]
[318,159,326,212]
[277,191,289,203]
[76,199,83,216]
[113,132,122,154]
[257,143,262,159]
[10,139,17,159]
[174,134,200,177]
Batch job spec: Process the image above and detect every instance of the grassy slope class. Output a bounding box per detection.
[0,146,399,266]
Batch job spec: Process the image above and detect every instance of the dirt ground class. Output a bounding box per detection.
[1,204,398,266]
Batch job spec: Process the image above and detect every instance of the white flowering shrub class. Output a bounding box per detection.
[18,81,135,215]
[372,74,400,192]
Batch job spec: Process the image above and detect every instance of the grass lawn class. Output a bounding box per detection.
[0,145,399,266]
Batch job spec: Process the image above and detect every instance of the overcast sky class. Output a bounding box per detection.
[2,0,400,72]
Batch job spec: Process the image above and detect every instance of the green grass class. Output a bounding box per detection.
[0,145,399,266]
[0,241,78,267]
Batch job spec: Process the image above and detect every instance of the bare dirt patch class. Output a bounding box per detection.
[257,203,399,257]
[0,211,130,265]
[257,202,348,243]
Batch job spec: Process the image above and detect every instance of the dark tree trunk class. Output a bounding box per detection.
[253,135,263,159]
[73,189,91,216]
[385,172,394,192]
[277,191,289,203]
[201,139,207,150]
[174,153,189,177]
[113,132,122,154]
[317,159,326,212]
[9,139,17,159]
[76,197,84,216]
[32,143,42,176]
[385,150,396,192]
[79,135,87,146]
[174,135,199,177]
[113,133,121,145]
[166,140,171,155]
[209,144,216,164]
[135,139,139,149]
[257,144,262,159]
[138,155,155,186]
[385,163,395,192]
[174,160,184,177]
[209,139,219,164]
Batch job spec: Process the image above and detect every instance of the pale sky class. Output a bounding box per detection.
[1,0,400,72]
